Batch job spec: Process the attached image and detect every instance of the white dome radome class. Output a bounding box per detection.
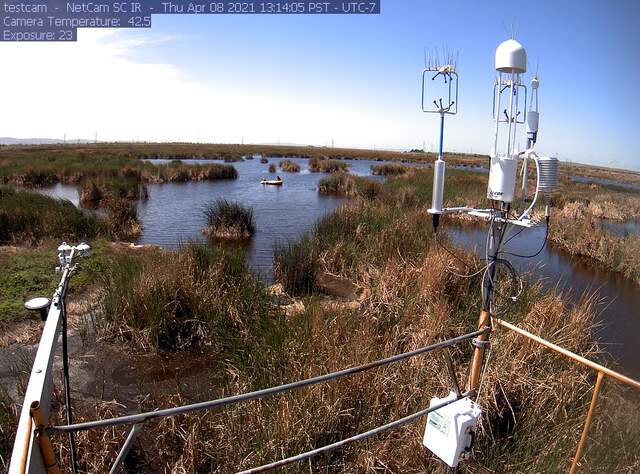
[495,39,527,74]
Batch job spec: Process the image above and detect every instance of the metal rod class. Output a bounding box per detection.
[109,424,141,474]
[569,371,605,474]
[30,402,61,474]
[50,329,487,434]
[505,73,515,157]
[443,350,461,398]
[438,112,445,161]
[236,391,473,474]
[493,318,640,389]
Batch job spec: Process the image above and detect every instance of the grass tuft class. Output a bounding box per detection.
[278,160,301,173]
[309,157,349,173]
[203,199,255,240]
[273,235,318,296]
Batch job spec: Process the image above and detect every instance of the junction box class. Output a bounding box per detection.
[423,392,482,467]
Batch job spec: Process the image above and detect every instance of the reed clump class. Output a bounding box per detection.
[99,244,282,355]
[278,159,301,173]
[0,187,100,245]
[79,179,148,206]
[203,199,255,240]
[273,235,318,296]
[371,163,409,176]
[309,157,349,173]
[102,198,142,240]
[318,174,383,199]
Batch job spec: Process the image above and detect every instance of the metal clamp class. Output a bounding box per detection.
[471,338,490,349]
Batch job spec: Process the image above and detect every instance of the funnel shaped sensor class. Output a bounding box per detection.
[495,39,527,73]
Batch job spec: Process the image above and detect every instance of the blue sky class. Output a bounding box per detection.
[2,0,639,169]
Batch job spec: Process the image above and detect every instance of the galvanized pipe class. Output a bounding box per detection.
[236,391,473,474]
[50,329,487,434]
[109,424,141,474]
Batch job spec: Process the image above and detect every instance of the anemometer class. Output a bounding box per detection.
[421,39,559,470]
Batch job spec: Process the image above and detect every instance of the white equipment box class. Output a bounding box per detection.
[423,392,482,467]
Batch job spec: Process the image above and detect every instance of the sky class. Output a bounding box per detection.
[1,0,639,170]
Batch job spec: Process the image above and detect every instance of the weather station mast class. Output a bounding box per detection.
[420,38,559,471]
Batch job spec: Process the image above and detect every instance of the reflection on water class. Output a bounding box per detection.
[570,175,640,191]
[33,183,80,206]
[601,219,640,237]
[446,224,640,379]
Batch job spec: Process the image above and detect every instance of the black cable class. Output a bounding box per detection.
[61,291,78,474]
[499,216,549,259]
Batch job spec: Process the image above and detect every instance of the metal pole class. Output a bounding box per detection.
[109,424,140,474]
[30,402,61,474]
[505,73,515,157]
[569,371,605,474]
[468,211,503,393]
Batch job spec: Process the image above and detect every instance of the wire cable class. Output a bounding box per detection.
[49,329,488,434]
[60,283,78,474]
[499,217,549,259]
[433,231,489,279]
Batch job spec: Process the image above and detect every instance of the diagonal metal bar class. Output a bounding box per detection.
[49,329,487,434]
[109,424,141,474]
[236,391,474,474]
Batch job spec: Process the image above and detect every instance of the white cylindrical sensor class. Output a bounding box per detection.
[429,159,446,213]
[526,111,539,135]
[487,155,518,203]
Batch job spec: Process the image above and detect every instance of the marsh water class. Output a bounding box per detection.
[32,158,640,378]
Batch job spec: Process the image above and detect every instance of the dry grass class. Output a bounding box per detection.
[371,163,409,176]
[309,158,350,173]
[278,159,301,173]
[550,205,640,284]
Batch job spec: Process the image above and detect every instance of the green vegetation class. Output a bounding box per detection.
[278,159,301,173]
[79,179,148,206]
[0,147,237,188]
[318,173,383,199]
[371,163,409,176]
[0,187,140,244]
[273,236,318,296]
[99,244,283,357]
[0,241,113,322]
[308,157,349,173]
[0,187,100,245]
[203,199,255,240]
